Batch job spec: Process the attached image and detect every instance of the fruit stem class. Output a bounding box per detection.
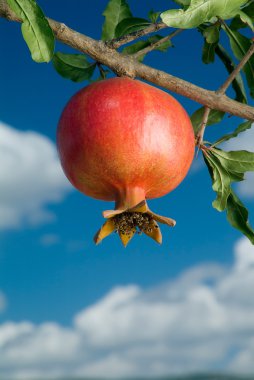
[115,187,146,210]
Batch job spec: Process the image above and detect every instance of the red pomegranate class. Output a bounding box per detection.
[57,77,195,246]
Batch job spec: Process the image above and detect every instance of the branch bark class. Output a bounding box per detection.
[1,3,254,121]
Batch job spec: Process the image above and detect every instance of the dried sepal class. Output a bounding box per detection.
[119,227,136,247]
[103,208,126,218]
[142,219,162,244]
[148,211,176,227]
[94,218,115,244]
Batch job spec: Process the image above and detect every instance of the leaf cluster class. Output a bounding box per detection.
[202,121,254,243]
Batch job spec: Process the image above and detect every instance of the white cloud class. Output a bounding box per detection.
[1,238,254,377]
[0,122,71,229]
[223,125,254,198]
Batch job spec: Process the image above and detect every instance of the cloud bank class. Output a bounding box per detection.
[0,122,71,229]
[1,238,254,378]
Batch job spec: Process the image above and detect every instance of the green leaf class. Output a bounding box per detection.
[122,40,148,61]
[161,0,248,29]
[148,9,160,23]
[210,150,245,183]
[223,25,254,98]
[231,15,247,30]
[201,24,220,64]
[203,143,254,243]
[225,169,245,182]
[191,107,225,134]
[204,153,231,211]
[203,24,220,44]
[52,52,96,82]
[238,10,254,30]
[202,40,217,64]
[213,120,252,146]
[101,0,132,40]
[6,0,54,63]
[241,2,254,17]
[226,190,254,244]
[244,0,254,16]
[215,44,247,103]
[211,148,254,173]
[115,17,151,38]
[231,1,254,29]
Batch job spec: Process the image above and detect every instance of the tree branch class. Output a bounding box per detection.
[196,42,254,146]
[107,22,168,49]
[0,0,20,21]
[132,29,183,60]
[1,4,254,122]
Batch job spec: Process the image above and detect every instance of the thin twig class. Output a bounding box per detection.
[133,29,183,60]
[107,22,168,49]
[217,42,254,95]
[1,3,254,122]
[196,42,254,147]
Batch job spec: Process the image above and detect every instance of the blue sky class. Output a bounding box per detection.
[0,0,254,377]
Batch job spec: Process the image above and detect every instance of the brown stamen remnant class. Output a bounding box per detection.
[94,200,176,247]
[113,212,158,236]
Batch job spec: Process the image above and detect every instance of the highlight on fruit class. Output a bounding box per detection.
[57,77,195,246]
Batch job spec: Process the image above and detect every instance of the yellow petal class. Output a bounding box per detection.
[142,220,162,244]
[94,219,116,244]
[118,228,136,247]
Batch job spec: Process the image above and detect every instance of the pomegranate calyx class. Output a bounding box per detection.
[94,200,176,247]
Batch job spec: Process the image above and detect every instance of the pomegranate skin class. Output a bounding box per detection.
[57,77,195,205]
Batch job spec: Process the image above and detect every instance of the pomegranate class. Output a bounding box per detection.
[57,77,195,246]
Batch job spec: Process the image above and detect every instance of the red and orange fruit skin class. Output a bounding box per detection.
[57,77,195,245]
